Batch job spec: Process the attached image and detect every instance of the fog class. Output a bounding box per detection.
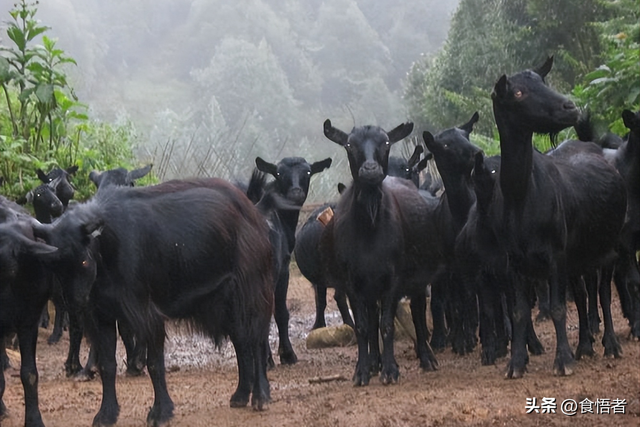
[0,0,458,200]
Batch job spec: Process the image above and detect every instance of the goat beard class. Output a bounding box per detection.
[356,185,383,226]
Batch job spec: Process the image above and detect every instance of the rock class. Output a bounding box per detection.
[394,299,417,343]
[306,324,356,349]
[6,348,21,366]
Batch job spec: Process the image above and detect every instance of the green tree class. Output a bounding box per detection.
[404,0,614,142]
[572,0,640,130]
[0,1,150,201]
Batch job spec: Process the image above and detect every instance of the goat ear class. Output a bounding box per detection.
[472,152,485,175]
[492,75,508,99]
[36,169,48,183]
[255,157,278,177]
[337,183,347,195]
[323,119,349,146]
[416,155,430,173]
[23,237,59,257]
[66,165,79,175]
[622,109,637,129]
[18,192,32,205]
[128,164,153,181]
[407,145,423,169]
[387,122,413,143]
[534,56,553,79]
[89,171,102,188]
[311,158,332,175]
[422,131,436,151]
[460,112,480,134]
[31,221,52,242]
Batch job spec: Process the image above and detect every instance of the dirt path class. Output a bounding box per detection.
[2,265,639,426]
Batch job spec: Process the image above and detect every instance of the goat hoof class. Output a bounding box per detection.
[230,392,249,408]
[552,354,575,376]
[602,335,622,358]
[380,365,399,385]
[352,368,371,387]
[575,343,595,360]
[47,334,62,345]
[279,349,298,365]
[505,359,527,379]
[481,348,496,366]
[251,393,270,411]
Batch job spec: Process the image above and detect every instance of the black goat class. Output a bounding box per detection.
[297,145,426,331]
[253,156,331,366]
[421,112,482,355]
[64,165,153,380]
[89,164,153,189]
[0,220,58,427]
[34,178,275,426]
[387,145,427,188]
[295,202,354,330]
[24,185,64,224]
[457,57,626,378]
[28,167,78,346]
[36,166,78,209]
[320,119,438,386]
[597,110,640,344]
[23,185,70,348]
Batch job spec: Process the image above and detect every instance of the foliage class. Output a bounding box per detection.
[572,0,640,132]
[0,1,151,202]
[404,0,618,141]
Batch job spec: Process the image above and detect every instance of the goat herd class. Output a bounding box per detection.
[0,57,638,427]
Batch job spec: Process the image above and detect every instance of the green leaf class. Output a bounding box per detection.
[25,24,48,43]
[35,84,54,103]
[583,68,610,81]
[627,87,640,105]
[18,86,35,102]
[0,57,12,82]
[6,26,26,51]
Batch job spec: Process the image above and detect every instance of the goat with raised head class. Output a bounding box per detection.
[457,57,626,378]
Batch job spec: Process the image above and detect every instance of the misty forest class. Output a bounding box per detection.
[0,0,638,203]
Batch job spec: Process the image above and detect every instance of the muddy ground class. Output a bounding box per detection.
[2,264,639,427]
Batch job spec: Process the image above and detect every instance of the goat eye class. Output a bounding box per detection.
[385,141,390,146]
[81,260,90,267]
[514,90,523,98]
[307,171,311,175]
